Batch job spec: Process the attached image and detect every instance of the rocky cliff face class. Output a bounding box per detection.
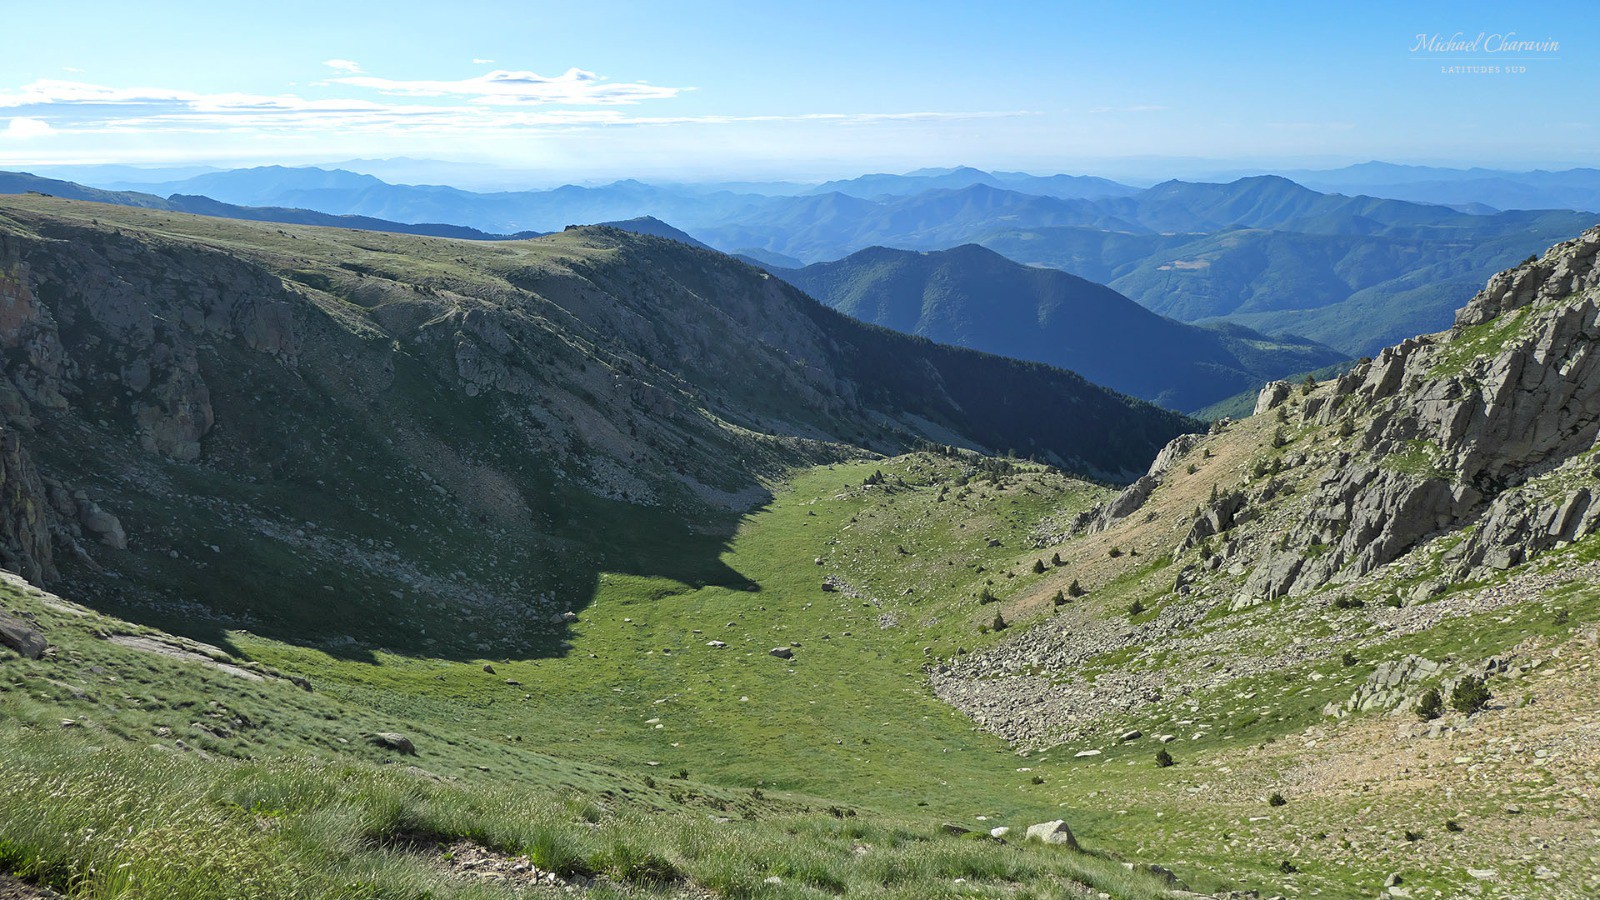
[1016,223,1600,612]
[1221,225,1600,605]
[931,225,1600,761]
[0,426,53,583]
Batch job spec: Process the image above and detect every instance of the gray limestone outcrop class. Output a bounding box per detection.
[1229,225,1600,604]
[1073,432,1205,535]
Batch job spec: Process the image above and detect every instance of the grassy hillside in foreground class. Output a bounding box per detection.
[0,454,1193,899]
[13,437,1598,897]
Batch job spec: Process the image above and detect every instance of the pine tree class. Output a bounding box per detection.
[1415,687,1443,721]
[1450,676,1491,715]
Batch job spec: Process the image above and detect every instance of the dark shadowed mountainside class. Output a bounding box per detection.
[773,244,1344,411]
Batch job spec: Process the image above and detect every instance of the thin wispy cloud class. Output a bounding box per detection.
[322,59,364,74]
[1087,104,1170,114]
[329,68,685,106]
[0,80,196,107]
[472,58,495,65]
[0,74,1026,139]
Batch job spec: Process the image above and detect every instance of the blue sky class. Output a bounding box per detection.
[0,0,1593,180]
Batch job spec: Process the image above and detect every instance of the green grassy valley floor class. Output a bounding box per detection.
[0,454,1184,899]
[236,457,1109,820]
[6,449,1598,898]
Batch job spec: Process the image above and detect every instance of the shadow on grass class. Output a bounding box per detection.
[42,349,768,666]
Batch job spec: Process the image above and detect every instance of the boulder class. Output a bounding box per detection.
[78,501,128,550]
[1024,819,1080,850]
[769,646,793,660]
[1147,433,1204,480]
[370,732,416,755]
[0,609,47,659]
[1254,381,1291,415]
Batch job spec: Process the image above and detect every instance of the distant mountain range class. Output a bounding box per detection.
[1273,161,1600,213]
[807,166,1140,200]
[762,244,1344,412]
[0,170,535,241]
[976,206,1597,356]
[12,162,1599,358]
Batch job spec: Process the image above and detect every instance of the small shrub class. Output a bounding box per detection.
[1108,546,1123,558]
[1268,792,1287,807]
[1445,819,1463,833]
[1384,595,1404,608]
[1341,651,1358,667]
[597,842,682,885]
[1450,676,1491,715]
[1051,591,1067,607]
[1279,860,1298,874]
[1032,559,1046,574]
[1186,463,1198,475]
[1415,687,1443,722]
[1030,775,1044,785]
[1404,829,1422,842]
[528,828,589,878]
[1127,599,1144,617]
[1051,552,1063,567]
[1067,579,1085,597]
[978,587,999,605]
[642,775,656,789]
[991,611,1008,632]
[1155,748,1174,768]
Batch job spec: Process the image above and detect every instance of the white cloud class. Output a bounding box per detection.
[4,117,53,138]
[323,59,363,74]
[0,79,195,107]
[472,58,495,65]
[330,68,685,105]
[1087,104,1170,114]
[0,76,1028,140]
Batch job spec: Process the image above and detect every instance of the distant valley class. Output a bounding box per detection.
[760,243,1343,412]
